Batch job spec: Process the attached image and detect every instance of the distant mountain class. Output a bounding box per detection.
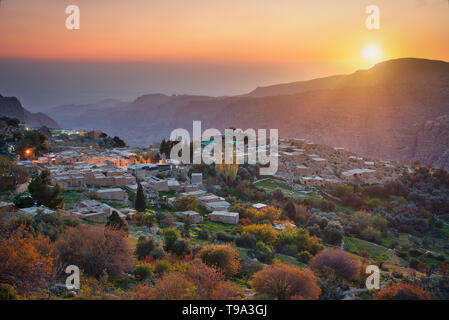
[48,58,449,169]
[0,94,59,128]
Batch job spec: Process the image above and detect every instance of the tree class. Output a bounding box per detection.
[323,221,344,246]
[184,260,225,299]
[135,235,158,260]
[135,183,147,212]
[284,200,297,221]
[0,234,56,295]
[28,170,64,209]
[56,226,133,278]
[173,196,198,212]
[172,239,192,257]
[133,272,196,300]
[242,224,278,245]
[309,249,359,281]
[375,283,430,300]
[199,244,240,278]
[163,228,181,252]
[251,261,321,300]
[182,216,192,238]
[105,211,128,232]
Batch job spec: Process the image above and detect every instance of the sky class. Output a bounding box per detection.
[0,0,448,111]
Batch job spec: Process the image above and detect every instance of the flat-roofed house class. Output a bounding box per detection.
[208,211,239,224]
[252,203,267,210]
[191,173,203,185]
[174,210,203,224]
[205,200,231,211]
[97,188,127,201]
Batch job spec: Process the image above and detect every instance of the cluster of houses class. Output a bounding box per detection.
[277,138,405,186]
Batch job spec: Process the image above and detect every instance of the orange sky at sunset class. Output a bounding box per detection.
[1,0,448,71]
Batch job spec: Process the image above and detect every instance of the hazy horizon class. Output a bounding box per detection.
[1,0,448,111]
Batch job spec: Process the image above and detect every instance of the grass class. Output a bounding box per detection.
[62,190,87,205]
[254,178,307,199]
[344,236,402,265]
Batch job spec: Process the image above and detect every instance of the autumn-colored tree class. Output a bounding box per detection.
[258,206,281,222]
[185,260,225,299]
[210,281,243,300]
[276,227,322,255]
[251,261,321,300]
[375,283,430,300]
[309,248,360,281]
[56,226,133,278]
[242,224,278,245]
[133,272,197,300]
[173,196,198,212]
[199,244,240,278]
[0,233,56,295]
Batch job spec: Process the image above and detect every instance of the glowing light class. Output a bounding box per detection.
[361,44,382,62]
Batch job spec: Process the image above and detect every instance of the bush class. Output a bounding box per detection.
[253,241,274,264]
[297,251,313,264]
[172,239,192,257]
[163,228,180,252]
[199,244,240,278]
[375,283,430,300]
[173,196,198,212]
[197,227,210,240]
[151,247,166,260]
[0,284,17,300]
[134,263,154,280]
[334,184,354,198]
[13,193,34,208]
[56,226,133,278]
[323,221,344,246]
[242,224,278,245]
[276,227,322,255]
[136,236,158,260]
[310,249,359,281]
[215,232,234,243]
[235,233,257,248]
[366,198,382,210]
[251,261,321,300]
[154,260,171,275]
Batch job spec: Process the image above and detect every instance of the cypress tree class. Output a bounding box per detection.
[135,182,147,212]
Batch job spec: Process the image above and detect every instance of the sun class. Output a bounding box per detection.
[361,44,383,62]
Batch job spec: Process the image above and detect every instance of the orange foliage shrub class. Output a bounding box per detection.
[375,283,430,300]
[309,248,360,281]
[0,233,56,294]
[185,260,225,299]
[133,272,197,300]
[210,281,243,300]
[251,261,321,300]
[198,244,240,278]
[56,226,133,277]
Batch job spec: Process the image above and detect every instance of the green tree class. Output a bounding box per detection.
[135,182,147,212]
[136,236,158,260]
[105,211,128,233]
[284,200,297,221]
[28,170,64,209]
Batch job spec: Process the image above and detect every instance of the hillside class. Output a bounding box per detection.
[48,58,449,169]
[0,94,59,128]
